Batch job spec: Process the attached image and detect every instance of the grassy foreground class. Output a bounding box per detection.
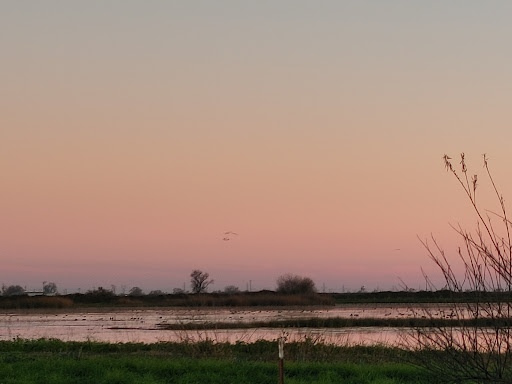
[0,339,435,384]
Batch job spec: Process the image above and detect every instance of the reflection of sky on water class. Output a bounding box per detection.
[0,304,460,345]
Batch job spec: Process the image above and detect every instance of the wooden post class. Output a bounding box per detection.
[278,337,284,384]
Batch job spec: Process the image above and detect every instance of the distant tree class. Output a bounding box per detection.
[148,290,164,296]
[190,270,214,293]
[2,285,26,296]
[224,285,240,294]
[128,286,144,296]
[86,286,115,298]
[43,282,58,295]
[172,288,185,294]
[276,274,316,294]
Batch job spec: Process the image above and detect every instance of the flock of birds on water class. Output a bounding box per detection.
[3,307,459,325]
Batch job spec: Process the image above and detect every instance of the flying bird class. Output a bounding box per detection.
[222,231,239,241]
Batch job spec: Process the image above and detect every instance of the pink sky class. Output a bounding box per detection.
[2,2,512,293]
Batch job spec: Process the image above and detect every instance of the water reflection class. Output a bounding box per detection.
[0,304,454,345]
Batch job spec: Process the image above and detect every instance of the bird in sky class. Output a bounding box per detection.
[222,231,239,241]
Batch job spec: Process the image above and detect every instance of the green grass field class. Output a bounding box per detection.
[0,357,432,384]
[0,339,435,384]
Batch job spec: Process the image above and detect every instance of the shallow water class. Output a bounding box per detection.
[0,304,457,345]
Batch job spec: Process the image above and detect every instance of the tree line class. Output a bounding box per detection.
[1,282,57,296]
[1,273,317,297]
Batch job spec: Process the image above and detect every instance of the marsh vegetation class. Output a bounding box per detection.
[0,338,435,384]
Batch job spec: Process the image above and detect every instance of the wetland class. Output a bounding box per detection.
[0,302,472,346]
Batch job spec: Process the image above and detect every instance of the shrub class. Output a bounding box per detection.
[276,274,317,294]
[410,154,512,383]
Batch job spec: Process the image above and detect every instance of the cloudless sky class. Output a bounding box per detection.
[2,1,512,293]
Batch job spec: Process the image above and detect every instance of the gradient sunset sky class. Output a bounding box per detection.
[3,1,512,293]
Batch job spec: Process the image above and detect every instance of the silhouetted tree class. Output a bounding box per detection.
[224,285,240,294]
[43,282,58,295]
[86,286,115,298]
[276,274,316,294]
[190,270,214,293]
[129,286,143,296]
[2,285,26,296]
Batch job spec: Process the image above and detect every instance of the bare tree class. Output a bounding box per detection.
[128,286,144,296]
[190,270,214,293]
[276,274,316,294]
[43,282,58,295]
[408,154,512,382]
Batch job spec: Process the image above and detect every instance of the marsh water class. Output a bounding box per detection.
[0,304,457,346]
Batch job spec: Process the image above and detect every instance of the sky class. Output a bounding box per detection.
[2,1,512,294]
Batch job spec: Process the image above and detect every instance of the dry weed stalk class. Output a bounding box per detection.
[407,153,512,383]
